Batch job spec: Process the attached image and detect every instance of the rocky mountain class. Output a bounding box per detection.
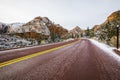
[107,10,120,23]
[8,23,24,33]
[8,17,50,36]
[92,10,120,46]
[68,26,82,38]
[0,34,37,50]
[0,16,68,39]
[13,16,68,41]
[19,17,50,35]
[0,16,69,43]
[70,26,82,34]
[93,10,120,31]
[92,25,101,32]
[48,24,68,39]
[0,16,69,50]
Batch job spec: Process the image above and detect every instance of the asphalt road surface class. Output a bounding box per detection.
[0,39,120,80]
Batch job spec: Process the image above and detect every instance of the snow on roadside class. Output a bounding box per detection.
[118,48,120,51]
[89,39,120,62]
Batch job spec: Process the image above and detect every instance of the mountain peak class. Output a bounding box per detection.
[34,16,42,22]
[33,16,51,24]
[74,26,81,30]
[70,26,82,34]
[107,10,120,22]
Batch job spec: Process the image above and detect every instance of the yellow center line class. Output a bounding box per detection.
[0,41,77,68]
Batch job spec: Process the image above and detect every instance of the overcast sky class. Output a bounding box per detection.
[0,0,120,30]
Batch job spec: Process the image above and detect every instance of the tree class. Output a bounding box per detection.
[85,27,90,37]
[99,21,116,44]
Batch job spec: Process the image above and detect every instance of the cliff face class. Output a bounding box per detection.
[8,17,50,36]
[21,17,50,36]
[0,16,69,41]
[0,16,69,50]
[93,10,120,31]
[107,10,120,23]
[17,16,68,40]
[48,24,68,39]
[92,10,120,46]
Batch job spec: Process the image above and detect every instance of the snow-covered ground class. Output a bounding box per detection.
[89,39,120,62]
[8,23,24,28]
[0,35,38,50]
[64,38,74,42]
[0,39,71,54]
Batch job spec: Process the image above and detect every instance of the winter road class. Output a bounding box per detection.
[0,39,120,80]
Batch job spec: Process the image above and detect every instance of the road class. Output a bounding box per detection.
[0,39,120,80]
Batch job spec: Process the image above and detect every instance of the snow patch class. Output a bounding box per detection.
[9,23,24,29]
[89,39,120,62]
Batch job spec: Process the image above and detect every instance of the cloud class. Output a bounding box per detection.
[0,0,120,30]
